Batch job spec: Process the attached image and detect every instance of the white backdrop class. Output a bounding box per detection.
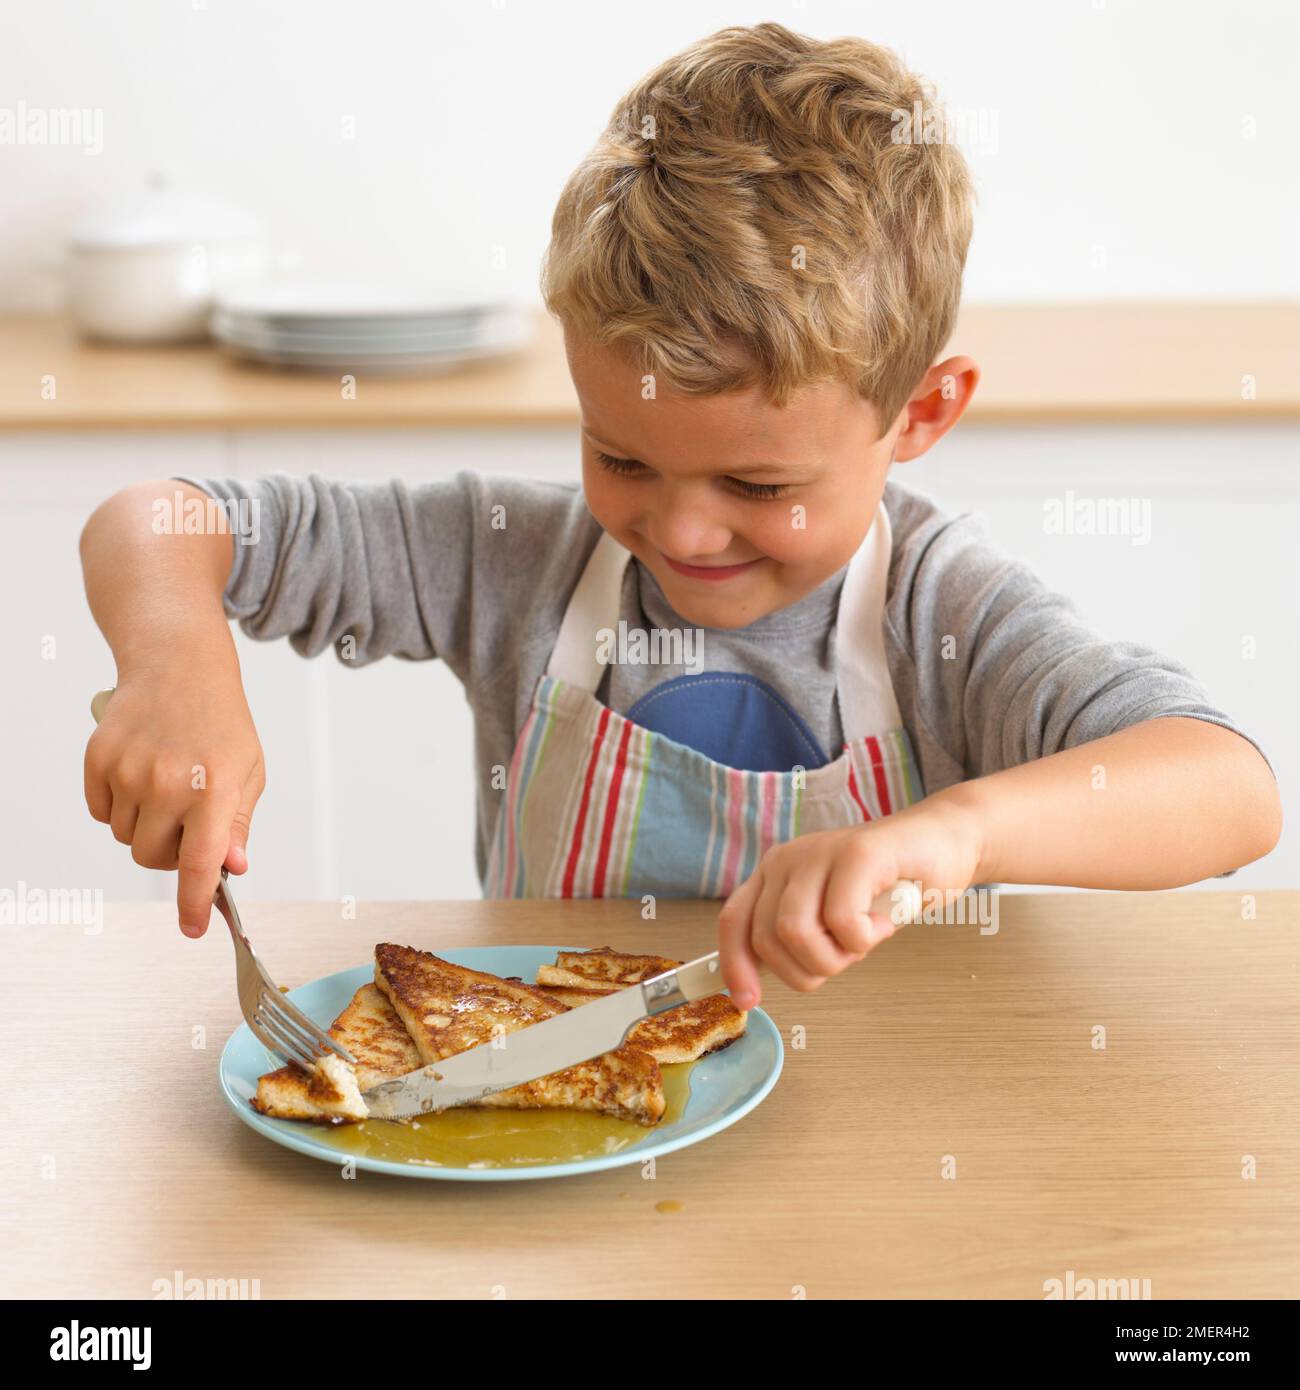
[1,0,1297,309]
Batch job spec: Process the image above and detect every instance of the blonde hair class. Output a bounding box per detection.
[541,22,975,436]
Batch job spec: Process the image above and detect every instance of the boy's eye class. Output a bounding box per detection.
[728,478,789,500]
[593,450,646,478]
[593,450,789,501]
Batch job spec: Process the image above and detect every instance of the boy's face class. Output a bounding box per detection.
[566,329,897,631]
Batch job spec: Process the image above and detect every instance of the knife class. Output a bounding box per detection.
[360,879,923,1120]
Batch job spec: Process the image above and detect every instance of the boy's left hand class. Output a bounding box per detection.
[717,795,982,1009]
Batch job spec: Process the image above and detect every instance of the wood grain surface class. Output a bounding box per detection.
[1,890,1296,1300]
[1,302,1295,430]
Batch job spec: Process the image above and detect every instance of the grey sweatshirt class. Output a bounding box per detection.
[176,470,1269,890]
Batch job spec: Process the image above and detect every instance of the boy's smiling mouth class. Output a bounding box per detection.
[659,552,763,582]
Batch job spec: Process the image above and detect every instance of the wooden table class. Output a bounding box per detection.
[1,303,1296,430]
[3,891,1296,1300]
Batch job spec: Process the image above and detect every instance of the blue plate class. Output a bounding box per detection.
[219,945,784,1181]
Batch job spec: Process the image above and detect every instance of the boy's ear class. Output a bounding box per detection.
[892,354,980,463]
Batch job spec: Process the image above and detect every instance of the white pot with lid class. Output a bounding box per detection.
[66,175,270,343]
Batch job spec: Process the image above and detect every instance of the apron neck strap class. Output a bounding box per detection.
[545,529,632,688]
[832,498,902,743]
[546,500,900,741]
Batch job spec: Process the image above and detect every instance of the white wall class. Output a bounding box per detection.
[1,0,1297,309]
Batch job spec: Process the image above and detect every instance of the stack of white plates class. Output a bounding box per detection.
[210,282,533,374]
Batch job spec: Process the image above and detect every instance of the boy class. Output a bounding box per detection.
[80,23,1280,1012]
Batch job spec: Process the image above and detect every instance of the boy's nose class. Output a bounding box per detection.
[649,530,738,565]
[645,505,735,563]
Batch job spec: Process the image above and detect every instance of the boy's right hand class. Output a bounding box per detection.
[84,651,266,938]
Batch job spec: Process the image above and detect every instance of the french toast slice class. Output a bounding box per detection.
[534,982,622,1007]
[536,947,681,989]
[252,983,418,1124]
[374,944,665,1125]
[534,948,749,1064]
[628,993,747,1064]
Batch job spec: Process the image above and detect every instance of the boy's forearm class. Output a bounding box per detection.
[933,717,1282,890]
[80,479,236,673]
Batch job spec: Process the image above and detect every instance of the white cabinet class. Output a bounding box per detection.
[1,420,1293,914]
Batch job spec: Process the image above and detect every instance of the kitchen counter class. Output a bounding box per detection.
[3,890,1297,1299]
[1,302,1296,430]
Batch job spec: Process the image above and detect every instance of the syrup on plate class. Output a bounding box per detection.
[313,1061,696,1169]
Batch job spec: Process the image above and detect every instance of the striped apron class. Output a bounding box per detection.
[484,498,924,899]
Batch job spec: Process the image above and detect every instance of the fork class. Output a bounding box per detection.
[211,866,355,1069]
[90,687,355,1071]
